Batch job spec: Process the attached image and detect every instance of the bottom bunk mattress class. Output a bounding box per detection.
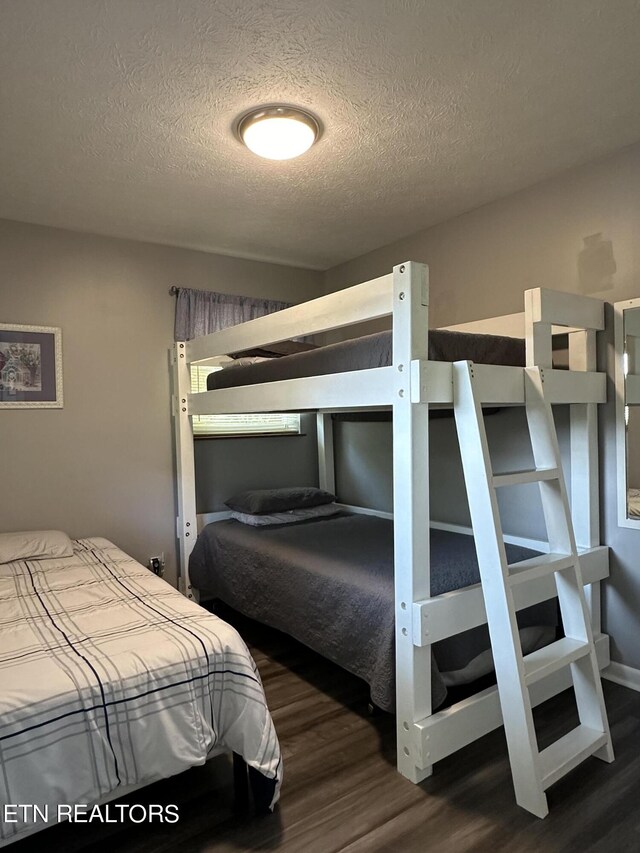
[189,514,557,712]
[0,538,281,847]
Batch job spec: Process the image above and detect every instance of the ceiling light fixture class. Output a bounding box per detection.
[237,106,320,161]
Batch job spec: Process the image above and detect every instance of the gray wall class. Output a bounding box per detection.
[195,413,319,512]
[325,140,640,314]
[324,140,640,672]
[334,408,569,544]
[0,218,322,586]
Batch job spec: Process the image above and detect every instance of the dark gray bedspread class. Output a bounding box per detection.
[189,514,556,711]
[208,329,525,390]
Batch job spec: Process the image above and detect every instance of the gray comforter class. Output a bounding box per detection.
[189,514,556,711]
[208,329,525,390]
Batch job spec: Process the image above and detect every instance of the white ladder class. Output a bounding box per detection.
[453,361,614,818]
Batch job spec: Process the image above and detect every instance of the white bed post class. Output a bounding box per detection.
[524,290,553,369]
[568,329,601,631]
[525,289,603,635]
[316,413,336,494]
[171,342,198,601]
[392,261,431,783]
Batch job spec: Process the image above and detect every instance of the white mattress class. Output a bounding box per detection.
[0,538,281,846]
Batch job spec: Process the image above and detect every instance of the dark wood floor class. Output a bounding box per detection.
[13,612,640,853]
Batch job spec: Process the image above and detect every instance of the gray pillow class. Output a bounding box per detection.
[230,503,341,527]
[225,486,336,515]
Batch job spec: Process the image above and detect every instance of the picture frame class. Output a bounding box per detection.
[0,323,63,409]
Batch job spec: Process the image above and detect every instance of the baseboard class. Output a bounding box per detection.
[336,503,394,520]
[430,520,547,552]
[602,660,640,692]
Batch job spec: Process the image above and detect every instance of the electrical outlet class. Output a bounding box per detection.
[148,554,165,576]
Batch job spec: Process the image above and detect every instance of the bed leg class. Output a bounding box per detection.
[367,698,383,717]
[248,765,276,815]
[232,752,250,811]
[233,754,277,815]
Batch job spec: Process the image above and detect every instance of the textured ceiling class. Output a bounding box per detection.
[1,0,640,270]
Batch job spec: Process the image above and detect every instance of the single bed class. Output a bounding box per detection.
[207,328,526,390]
[0,537,281,848]
[189,514,557,712]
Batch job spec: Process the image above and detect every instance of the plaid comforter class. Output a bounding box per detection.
[0,538,281,846]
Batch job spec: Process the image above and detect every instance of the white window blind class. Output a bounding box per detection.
[190,365,300,437]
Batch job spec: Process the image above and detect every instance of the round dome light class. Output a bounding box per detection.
[237,106,320,160]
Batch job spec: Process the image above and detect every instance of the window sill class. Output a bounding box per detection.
[194,433,307,441]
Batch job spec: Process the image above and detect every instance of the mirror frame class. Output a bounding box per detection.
[614,297,640,530]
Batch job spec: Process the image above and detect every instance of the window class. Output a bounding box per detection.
[190,365,301,437]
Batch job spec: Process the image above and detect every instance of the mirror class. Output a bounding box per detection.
[615,299,640,528]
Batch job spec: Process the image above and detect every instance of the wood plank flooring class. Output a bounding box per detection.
[12,611,640,853]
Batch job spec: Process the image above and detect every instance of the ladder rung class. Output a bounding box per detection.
[523,637,590,686]
[493,467,559,487]
[539,725,608,790]
[508,553,576,586]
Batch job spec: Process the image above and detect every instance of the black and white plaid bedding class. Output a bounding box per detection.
[0,538,281,846]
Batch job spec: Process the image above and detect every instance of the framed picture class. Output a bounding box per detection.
[0,323,63,409]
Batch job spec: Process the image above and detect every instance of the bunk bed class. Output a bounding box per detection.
[0,535,281,848]
[172,262,611,817]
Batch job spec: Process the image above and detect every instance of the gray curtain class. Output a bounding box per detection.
[174,288,294,342]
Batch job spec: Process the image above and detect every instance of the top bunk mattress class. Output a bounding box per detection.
[207,328,525,390]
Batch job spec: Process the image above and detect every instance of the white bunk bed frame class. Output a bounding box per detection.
[171,261,609,788]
